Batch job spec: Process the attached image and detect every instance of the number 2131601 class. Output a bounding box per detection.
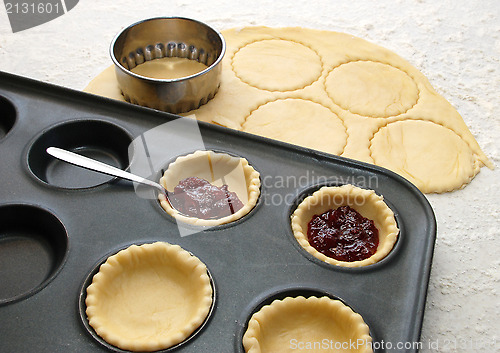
[5,2,62,14]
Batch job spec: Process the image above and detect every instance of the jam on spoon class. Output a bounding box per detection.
[168,177,244,220]
[307,205,379,262]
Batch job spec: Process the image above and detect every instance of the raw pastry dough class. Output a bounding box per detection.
[84,26,493,193]
[291,184,399,267]
[85,242,213,352]
[159,150,261,226]
[325,61,419,118]
[242,296,373,353]
[242,98,347,155]
[369,120,478,193]
[232,39,322,91]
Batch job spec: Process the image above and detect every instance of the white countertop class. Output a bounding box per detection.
[1,1,499,352]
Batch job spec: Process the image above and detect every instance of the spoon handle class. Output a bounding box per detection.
[46,147,165,193]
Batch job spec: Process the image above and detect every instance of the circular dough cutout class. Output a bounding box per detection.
[242,99,347,155]
[370,120,476,193]
[159,150,261,226]
[291,184,399,267]
[325,61,419,118]
[232,39,322,91]
[242,296,373,353]
[85,242,213,352]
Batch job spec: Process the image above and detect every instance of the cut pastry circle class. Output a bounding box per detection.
[242,296,373,353]
[85,242,213,352]
[232,39,322,91]
[369,120,477,193]
[325,61,419,118]
[159,150,261,226]
[242,99,347,155]
[291,184,399,267]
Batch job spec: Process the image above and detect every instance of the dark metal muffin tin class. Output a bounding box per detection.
[0,71,436,353]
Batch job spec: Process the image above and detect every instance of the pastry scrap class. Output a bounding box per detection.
[242,296,373,353]
[84,26,493,193]
[159,150,260,226]
[85,242,213,352]
[291,184,399,267]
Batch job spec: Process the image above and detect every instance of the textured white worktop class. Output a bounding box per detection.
[1,1,499,352]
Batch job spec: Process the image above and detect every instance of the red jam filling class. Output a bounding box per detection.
[168,177,244,220]
[307,205,379,262]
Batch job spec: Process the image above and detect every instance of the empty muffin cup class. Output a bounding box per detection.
[27,119,132,189]
[110,17,226,113]
[0,203,68,305]
[0,96,16,141]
